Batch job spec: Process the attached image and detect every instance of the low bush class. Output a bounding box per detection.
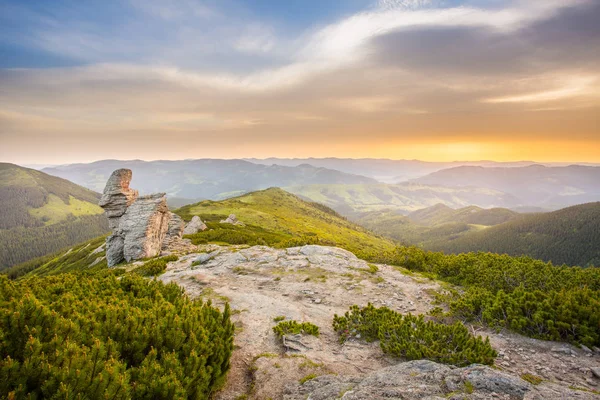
[333,304,497,367]
[134,255,178,277]
[0,272,234,399]
[273,320,320,338]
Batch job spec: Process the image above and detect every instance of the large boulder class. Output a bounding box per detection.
[119,193,170,262]
[183,215,207,235]
[98,169,138,229]
[99,169,187,266]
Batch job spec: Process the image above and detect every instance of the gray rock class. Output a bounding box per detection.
[193,252,214,265]
[581,345,593,353]
[284,359,596,400]
[119,193,170,262]
[162,212,185,250]
[183,215,207,235]
[106,234,125,266]
[220,214,244,226]
[592,367,600,379]
[98,169,138,229]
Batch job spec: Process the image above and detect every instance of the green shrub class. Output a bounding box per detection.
[273,320,320,337]
[361,246,600,347]
[273,315,286,322]
[333,304,497,366]
[0,272,234,399]
[134,255,178,277]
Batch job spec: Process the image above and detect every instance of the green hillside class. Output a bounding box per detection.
[0,163,109,269]
[175,187,395,256]
[285,183,520,217]
[429,202,600,267]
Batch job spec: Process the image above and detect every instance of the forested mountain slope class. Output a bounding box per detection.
[407,204,521,226]
[0,163,109,269]
[428,202,600,267]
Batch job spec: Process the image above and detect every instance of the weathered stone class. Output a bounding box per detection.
[119,193,170,262]
[592,367,600,379]
[220,213,244,226]
[105,234,125,266]
[162,212,184,250]
[283,359,597,400]
[183,215,207,235]
[98,169,138,229]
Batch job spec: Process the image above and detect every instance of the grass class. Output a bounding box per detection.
[520,373,543,385]
[29,194,104,225]
[176,188,395,256]
[273,315,286,322]
[299,373,318,384]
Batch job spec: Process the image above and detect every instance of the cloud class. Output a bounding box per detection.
[1,0,599,163]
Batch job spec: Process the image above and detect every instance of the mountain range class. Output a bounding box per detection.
[412,164,600,210]
[42,159,376,203]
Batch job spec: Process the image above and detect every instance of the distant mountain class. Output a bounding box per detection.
[407,204,521,227]
[43,159,376,201]
[412,165,600,210]
[245,158,542,183]
[285,183,521,217]
[428,202,600,267]
[0,163,109,269]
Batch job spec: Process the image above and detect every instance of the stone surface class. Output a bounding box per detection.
[105,234,125,266]
[153,244,600,400]
[99,169,182,266]
[283,360,598,400]
[162,212,185,250]
[119,193,170,262]
[592,367,600,379]
[220,213,244,226]
[98,169,138,229]
[183,215,207,235]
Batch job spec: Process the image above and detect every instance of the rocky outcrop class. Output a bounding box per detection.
[284,360,596,400]
[183,215,207,235]
[99,169,192,266]
[220,213,244,226]
[98,169,139,229]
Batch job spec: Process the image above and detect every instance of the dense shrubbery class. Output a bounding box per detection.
[333,304,497,366]
[273,320,320,337]
[134,255,179,277]
[361,246,600,346]
[0,272,234,399]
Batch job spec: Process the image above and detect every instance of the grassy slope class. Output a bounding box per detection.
[176,187,395,255]
[0,163,109,269]
[428,202,600,267]
[10,188,395,278]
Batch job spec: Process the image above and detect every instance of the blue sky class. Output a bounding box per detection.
[1,0,599,163]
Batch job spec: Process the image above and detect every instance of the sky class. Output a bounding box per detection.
[0,0,599,164]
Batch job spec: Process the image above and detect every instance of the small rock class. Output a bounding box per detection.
[592,367,600,379]
[580,345,593,353]
[231,287,238,290]
[314,298,322,304]
[551,346,572,355]
[592,346,600,354]
[183,216,207,235]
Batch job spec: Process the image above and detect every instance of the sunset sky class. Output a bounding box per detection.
[1,0,599,164]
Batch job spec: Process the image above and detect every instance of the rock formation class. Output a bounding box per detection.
[99,169,186,266]
[98,169,138,230]
[220,213,244,226]
[183,215,207,235]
